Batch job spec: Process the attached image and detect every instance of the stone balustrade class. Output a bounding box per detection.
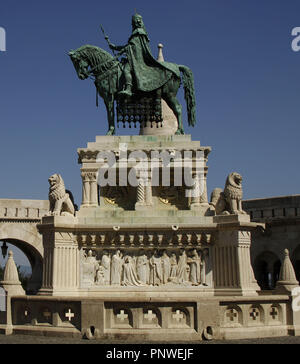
[243,195,300,221]
[0,199,49,220]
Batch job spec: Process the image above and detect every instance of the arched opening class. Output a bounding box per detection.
[291,245,300,283]
[0,242,32,287]
[0,223,44,295]
[254,251,281,290]
[0,239,43,294]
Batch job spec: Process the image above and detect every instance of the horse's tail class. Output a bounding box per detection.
[178,65,196,127]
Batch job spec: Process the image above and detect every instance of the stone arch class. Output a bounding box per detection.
[253,251,281,290]
[0,222,43,293]
[291,245,300,283]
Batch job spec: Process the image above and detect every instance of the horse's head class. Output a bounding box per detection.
[69,45,115,81]
[69,48,90,80]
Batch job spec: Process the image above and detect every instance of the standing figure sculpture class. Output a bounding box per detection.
[101,250,111,285]
[187,249,201,285]
[136,249,149,284]
[69,13,196,135]
[149,249,163,286]
[169,253,178,282]
[111,249,123,285]
[161,250,171,284]
[177,248,188,283]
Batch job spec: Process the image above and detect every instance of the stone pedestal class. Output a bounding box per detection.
[35,135,263,300]
[212,215,260,296]
[37,215,79,296]
[11,133,298,342]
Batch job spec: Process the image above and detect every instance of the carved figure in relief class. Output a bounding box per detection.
[210,172,247,215]
[169,253,178,282]
[149,250,163,286]
[187,249,201,285]
[161,250,171,284]
[121,255,144,286]
[200,249,209,286]
[79,247,210,287]
[136,249,148,284]
[111,249,123,285]
[82,250,98,284]
[95,265,105,285]
[47,174,75,216]
[101,250,111,285]
[177,248,188,283]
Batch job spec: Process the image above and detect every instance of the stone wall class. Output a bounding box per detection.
[243,195,300,289]
[11,294,297,340]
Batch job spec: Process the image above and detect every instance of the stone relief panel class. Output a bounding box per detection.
[80,247,212,288]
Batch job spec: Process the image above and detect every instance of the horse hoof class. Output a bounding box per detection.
[175,128,184,135]
[106,128,115,136]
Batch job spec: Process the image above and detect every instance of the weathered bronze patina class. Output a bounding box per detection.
[69,13,196,135]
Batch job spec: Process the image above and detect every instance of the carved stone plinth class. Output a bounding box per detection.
[212,215,260,296]
[78,135,211,213]
[37,215,80,296]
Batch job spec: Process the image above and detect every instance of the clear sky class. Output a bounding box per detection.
[0,0,300,209]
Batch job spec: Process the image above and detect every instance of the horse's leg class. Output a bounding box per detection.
[104,96,115,135]
[161,78,184,135]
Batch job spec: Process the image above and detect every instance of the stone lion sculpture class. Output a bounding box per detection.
[47,174,75,216]
[210,172,247,215]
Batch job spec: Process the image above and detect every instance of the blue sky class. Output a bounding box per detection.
[0,0,300,210]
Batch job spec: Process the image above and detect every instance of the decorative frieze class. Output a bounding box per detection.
[80,246,211,288]
[76,231,213,249]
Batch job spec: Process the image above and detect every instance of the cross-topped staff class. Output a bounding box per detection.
[100,24,116,56]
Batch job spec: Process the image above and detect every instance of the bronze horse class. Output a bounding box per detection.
[69,45,196,135]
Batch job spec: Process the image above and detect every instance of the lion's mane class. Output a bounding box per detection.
[49,174,66,203]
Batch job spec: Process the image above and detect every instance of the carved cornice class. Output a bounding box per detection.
[78,147,212,164]
[75,230,215,249]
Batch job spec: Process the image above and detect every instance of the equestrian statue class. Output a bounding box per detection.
[69,13,196,135]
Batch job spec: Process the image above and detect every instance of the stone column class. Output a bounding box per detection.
[81,170,98,208]
[135,178,146,207]
[89,171,98,207]
[200,167,209,205]
[145,173,153,206]
[135,170,152,210]
[81,171,90,207]
[190,173,201,208]
[200,148,210,206]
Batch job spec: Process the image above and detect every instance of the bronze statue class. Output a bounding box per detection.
[69,13,196,135]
